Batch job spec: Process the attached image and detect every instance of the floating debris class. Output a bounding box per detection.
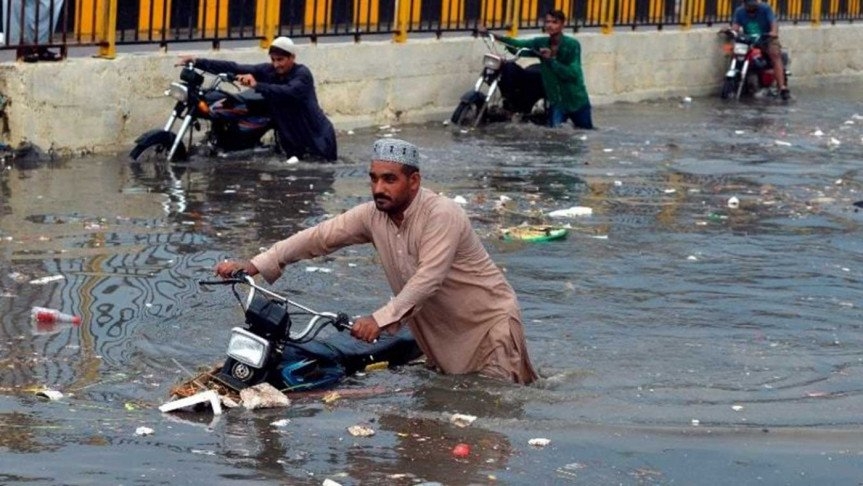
[159,389,223,415]
[452,443,470,458]
[774,140,792,147]
[452,195,468,205]
[548,206,593,218]
[501,226,568,243]
[450,413,477,428]
[727,196,740,209]
[528,438,551,447]
[271,419,291,427]
[241,383,291,410]
[731,405,744,411]
[322,391,341,404]
[135,426,154,436]
[347,424,375,437]
[36,389,64,401]
[305,266,333,273]
[28,275,65,285]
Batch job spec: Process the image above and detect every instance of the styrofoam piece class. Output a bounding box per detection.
[158,390,223,415]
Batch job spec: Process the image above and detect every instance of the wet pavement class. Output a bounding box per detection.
[1,82,862,484]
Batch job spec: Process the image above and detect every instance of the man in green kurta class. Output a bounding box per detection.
[495,9,594,129]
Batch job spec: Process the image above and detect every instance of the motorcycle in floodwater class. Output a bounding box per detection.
[451,32,547,127]
[130,63,281,163]
[167,273,421,405]
[719,30,791,100]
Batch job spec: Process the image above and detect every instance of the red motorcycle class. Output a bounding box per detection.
[719,30,790,100]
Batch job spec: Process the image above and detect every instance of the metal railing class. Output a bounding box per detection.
[1,0,861,60]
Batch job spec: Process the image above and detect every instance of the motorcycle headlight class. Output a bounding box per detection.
[165,82,188,103]
[226,327,270,369]
[733,43,749,56]
[483,54,503,70]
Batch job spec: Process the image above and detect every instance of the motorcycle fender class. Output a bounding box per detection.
[725,69,738,78]
[459,90,485,105]
[134,129,175,145]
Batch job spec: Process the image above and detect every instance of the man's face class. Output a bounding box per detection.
[745,0,758,13]
[270,53,294,75]
[544,15,563,35]
[369,161,420,215]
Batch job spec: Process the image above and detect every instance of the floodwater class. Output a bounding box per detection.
[1,83,862,485]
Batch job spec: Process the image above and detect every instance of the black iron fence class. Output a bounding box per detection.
[1,0,861,59]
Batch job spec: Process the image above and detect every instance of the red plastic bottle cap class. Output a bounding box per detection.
[452,443,470,458]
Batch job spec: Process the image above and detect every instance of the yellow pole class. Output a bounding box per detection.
[394,0,412,42]
[617,0,631,24]
[354,0,380,27]
[97,0,117,58]
[601,0,615,33]
[256,0,280,48]
[481,0,504,27]
[198,0,229,37]
[441,0,464,27]
[305,0,333,31]
[811,0,821,24]
[680,0,692,29]
[507,0,520,37]
[138,0,171,36]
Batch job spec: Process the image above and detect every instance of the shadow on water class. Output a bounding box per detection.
[1,82,862,483]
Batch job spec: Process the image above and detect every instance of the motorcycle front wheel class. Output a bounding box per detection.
[129,135,188,163]
[451,100,484,127]
[720,77,738,100]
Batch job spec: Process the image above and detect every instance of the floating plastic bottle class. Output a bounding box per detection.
[30,306,82,325]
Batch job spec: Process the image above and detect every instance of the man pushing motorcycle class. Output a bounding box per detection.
[214,138,538,385]
[480,9,593,129]
[731,0,790,101]
[176,37,338,161]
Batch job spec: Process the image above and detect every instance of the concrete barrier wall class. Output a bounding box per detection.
[0,24,861,156]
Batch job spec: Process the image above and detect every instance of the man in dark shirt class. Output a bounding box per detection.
[177,37,337,160]
[732,0,790,100]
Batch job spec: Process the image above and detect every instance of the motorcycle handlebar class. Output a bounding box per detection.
[199,271,354,335]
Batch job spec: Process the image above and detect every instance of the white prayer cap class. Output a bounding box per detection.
[269,37,296,57]
[372,138,420,169]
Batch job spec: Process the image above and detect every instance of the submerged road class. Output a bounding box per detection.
[0,82,862,484]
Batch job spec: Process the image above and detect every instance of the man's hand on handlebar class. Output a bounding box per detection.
[214,259,260,279]
[236,74,257,88]
[175,55,195,67]
[350,316,382,343]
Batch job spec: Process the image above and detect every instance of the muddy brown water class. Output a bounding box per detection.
[1,83,862,485]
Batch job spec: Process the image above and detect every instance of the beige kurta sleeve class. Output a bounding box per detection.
[371,203,463,327]
[250,204,373,284]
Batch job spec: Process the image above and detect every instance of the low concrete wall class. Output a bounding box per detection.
[0,24,861,156]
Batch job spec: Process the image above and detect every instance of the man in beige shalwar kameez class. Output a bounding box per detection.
[215,138,537,384]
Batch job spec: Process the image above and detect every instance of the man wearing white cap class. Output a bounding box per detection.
[177,37,337,160]
[215,138,538,384]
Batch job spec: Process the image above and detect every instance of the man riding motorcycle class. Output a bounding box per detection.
[176,37,338,161]
[731,0,790,101]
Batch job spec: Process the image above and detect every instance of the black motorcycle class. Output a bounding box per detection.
[451,32,546,128]
[130,63,281,162]
[171,273,421,399]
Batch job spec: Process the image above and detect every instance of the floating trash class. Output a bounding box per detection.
[347,425,375,437]
[528,438,551,447]
[450,413,478,428]
[501,226,568,243]
[452,443,470,458]
[135,426,155,436]
[28,275,65,285]
[727,196,740,209]
[548,206,593,218]
[36,389,64,401]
